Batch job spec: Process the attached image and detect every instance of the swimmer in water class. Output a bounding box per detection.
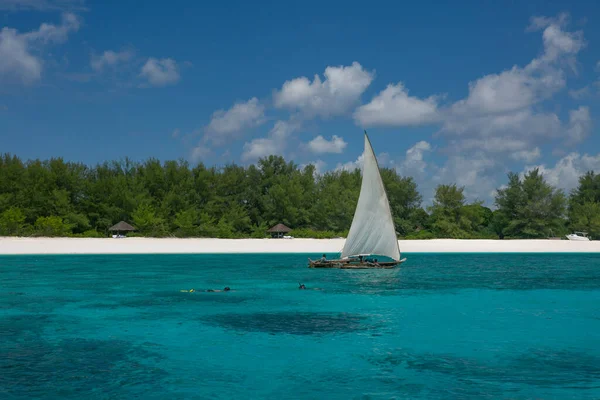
[181,287,231,293]
[207,287,232,292]
[298,283,323,291]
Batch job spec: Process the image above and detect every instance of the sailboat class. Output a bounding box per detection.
[308,131,407,269]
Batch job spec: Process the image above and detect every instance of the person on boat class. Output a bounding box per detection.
[319,254,327,263]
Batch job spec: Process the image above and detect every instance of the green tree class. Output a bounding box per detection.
[495,169,566,238]
[132,203,167,237]
[173,209,199,237]
[569,201,600,239]
[34,216,71,236]
[570,171,600,205]
[0,207,27,236]
[428,184,470,238]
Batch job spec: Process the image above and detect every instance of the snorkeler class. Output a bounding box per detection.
[181,287,231,293]
[206,287,232,292]
[298,283,323,291]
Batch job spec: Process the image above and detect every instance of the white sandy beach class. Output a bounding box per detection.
[0,237,599,255]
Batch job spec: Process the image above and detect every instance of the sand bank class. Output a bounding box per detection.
[0,237,599,255]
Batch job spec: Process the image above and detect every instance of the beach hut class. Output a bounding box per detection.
[267,223,292,238]
[108,221,136,238]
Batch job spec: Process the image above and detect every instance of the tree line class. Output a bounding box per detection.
[0,153,599,239]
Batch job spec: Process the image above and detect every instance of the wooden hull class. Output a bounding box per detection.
[308,258,406,269]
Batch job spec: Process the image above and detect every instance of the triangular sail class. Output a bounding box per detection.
[341,132,400,261]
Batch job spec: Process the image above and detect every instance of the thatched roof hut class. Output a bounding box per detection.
[267,223,291,238]
[108,221,136,235]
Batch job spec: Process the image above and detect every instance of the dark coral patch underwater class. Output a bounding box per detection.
[202,311,370,335]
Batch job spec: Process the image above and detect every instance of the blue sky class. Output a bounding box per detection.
[1,0,599,204]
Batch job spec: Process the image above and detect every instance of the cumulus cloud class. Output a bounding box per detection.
[307,135,347,154]
[510,147,541,163]
[397,141,432,177]
[91,49,133,72]
[354,83,440,126]
[527,13,584,64]
[274,61,374,118]
[140,57,180,87]
[0,12,80,84]
[190,145,212,164]
[568,86,590,99]
[565,106,591,144]
[432,155,497,202]
[241,120,299,162]
[430,13,589,189]
[523,152,600,193]
[300,160,327,176]
[335,154,364,172]
[353,13,587,170]
[204,97,265,145]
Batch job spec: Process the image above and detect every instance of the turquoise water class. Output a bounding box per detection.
[1,253,600,399]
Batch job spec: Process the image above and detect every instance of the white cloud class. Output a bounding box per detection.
[527,13,585,64]
[300,160,327,176]
[434,13,586,164]
[0,12,80,84]
[448,65,563,117]
[204,97,265,145]
[241,120,299,162]
[568,86,590,99]
[190,145,211,163]
[91,49,133,72]
[443,109,562,139]
[446,15,581,120]
[431,155,497,203]
[510,147,541,163]
[565,106,591,144]
[353,13,586,167]
[376,152,392,168]
[274,61,374,118]
[241,138,282,162]
[140,57,180,87]
[24,12,80,43]
[354,83,440,126]
[171,128,180,138]
[0,0,86,11]
[307,135,347,154]
[524,152,600,193]
[0,28,41,84]
[335,154,364,172]
[397,141,431,177]
[451,137,530,153]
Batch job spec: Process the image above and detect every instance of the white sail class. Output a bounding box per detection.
[341,133,400,261]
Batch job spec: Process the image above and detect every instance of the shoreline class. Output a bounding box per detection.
[1,237,599,255]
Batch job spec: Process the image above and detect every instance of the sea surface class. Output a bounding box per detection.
[1,253,599,399]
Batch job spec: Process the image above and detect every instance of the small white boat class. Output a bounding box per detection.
[566,232,590,241]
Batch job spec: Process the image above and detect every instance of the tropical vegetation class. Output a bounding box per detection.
[0,153,598,239]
